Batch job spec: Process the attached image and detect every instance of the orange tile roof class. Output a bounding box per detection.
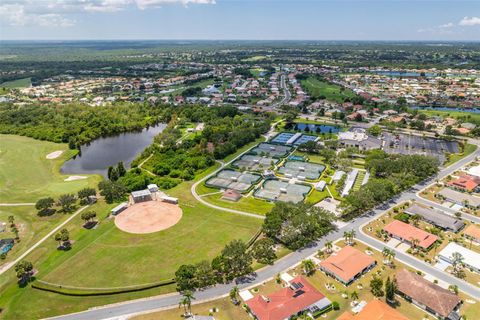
[447,174,480,192]
[464,224,480,241]
[337,300,409,320]
[384,220,438,249]
[319,246,376,283]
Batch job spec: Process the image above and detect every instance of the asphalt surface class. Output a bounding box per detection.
[49,133,480,320]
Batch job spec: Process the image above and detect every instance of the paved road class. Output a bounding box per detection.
[0,203,35,206]
[0,205,90,276]
[49,134,480,320]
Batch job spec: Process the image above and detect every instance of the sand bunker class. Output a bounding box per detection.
[115,201,182,234]
[64,175,87,181]
[46,150,63,159]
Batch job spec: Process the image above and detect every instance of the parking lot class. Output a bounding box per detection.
[382,133,459,162]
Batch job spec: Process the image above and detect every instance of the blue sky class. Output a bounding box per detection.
[0,0,479,40]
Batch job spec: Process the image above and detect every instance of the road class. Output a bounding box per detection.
[49,127,480,320]
[0,205,90,276]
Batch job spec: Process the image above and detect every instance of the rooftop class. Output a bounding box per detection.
[404,204,464,232]
[245,276,330,320]
[438,188,480,207]
[464,224,480,241]
[384,220,438,249]
[396,269,461,319]
[439,242,480,271]
[319,246,376,283]
[337,300,408,320]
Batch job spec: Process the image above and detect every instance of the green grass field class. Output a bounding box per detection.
[417,109,480,125]
[202,193,273,216]
[445,143,478,166]
[0,135,101,203]
[0,77,31,89]
[301,77,356,103]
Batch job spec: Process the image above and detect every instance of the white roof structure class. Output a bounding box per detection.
[131,189,151,198]
[332,170,345,183]
[467,165,480,178]
[239,290,254,302]
[438,242,480,271]
[341,169,359,197]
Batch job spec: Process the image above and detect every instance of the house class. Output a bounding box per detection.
[0,238,14,254]
[437,188,480,209]
[466,165,480,178]
[383,220,438,250]
[111,202,128,216]
[463,224,480,244]
[131,189,152,203]
[404,204,464,232]
[396,269,461,320]
[447,174,480,192]
[221,189,242,202]
[245,276,332,320]
[438,242,480,273]
[337,300,408,320]
[319,246,376,286]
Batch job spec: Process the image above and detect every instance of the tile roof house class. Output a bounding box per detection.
[337,300,408,320]
[396,269,461,320]
[463,224,480,244]
[383,220,438,250]
[245,276,331,320]
[319,246,376,286]
[447,174,480,192]
[404,204,464,233]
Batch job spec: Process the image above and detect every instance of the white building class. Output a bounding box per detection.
[438,242,480,273]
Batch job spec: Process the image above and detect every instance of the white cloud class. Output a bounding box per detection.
[0,0,215,27]
[417,22,454,34]
[459,16,480,26]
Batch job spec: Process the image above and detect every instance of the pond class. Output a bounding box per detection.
[295,123,341,133]
[61,124,166,177]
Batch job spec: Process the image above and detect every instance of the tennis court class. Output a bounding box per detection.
[294,134,318,146]
[277,160,325,180]
[250,143,292,158]
[205,169,261,192]
[232,154,278,171]
[254,179,311,203]
[271,132,297,145]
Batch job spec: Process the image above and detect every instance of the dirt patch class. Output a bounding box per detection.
[46,150,63,159]
[115,201,182,234]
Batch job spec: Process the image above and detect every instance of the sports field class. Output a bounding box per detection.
[0,135,101,203]
[301,77,356,103]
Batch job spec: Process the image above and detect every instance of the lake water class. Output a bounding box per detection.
[61,124,166,177]
[295,123,341,133]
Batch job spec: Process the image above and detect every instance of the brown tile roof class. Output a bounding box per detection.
[464,224,480,241]
[396,269,460,318]
[337,300,409,320]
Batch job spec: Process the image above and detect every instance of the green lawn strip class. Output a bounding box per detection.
[0,77,31,88]
[0,134,102,203]
[301,77,355,103]
[445,143,477,166]
[417,109,480,125]
[202,193,274,216]
[306,189,329,204]
[352,171,365,192]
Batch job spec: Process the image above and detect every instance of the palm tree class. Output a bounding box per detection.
[451,252,464,278]
[351,291,359,301]
[325,241,333,254]
[409,237,420,253]
[382,247,390,259]
[180,290,195,316]
[411,214,421,227]
[302,259,316,276]
[343,231,350,244]
[230,286,239,304]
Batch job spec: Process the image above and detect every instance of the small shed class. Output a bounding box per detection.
[131,189,152,203]
[111,202,128,216]
[161,196,179,204]
[222,189,242,202]
[315,181,326,191]
[147,184,159,193]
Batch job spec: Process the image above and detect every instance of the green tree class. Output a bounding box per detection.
[98,180,127,203]
[117,162,126,177]
[14,260,34,285]
[175,264,198,292]
[77,188,96,204]
[251,238,276,265]
[302,259,316,276]
[385,276,397,303]
[370,276,384,297]
[219,239,253,281]
[179,290,195,316]
[35,197,55,215]
[57,194,76,213]
[194,260,216,289]
[367,125,382,137]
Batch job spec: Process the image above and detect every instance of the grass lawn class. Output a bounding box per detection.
[301,77,356,103]
[202,193,273,216]
[0,135,101,203]
[418,109,480,125]
[132,296,251,320]
[0,77,31,89]
[445,144,477,167]
[0,206,75,265]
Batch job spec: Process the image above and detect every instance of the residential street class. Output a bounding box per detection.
[49,132,480,320]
